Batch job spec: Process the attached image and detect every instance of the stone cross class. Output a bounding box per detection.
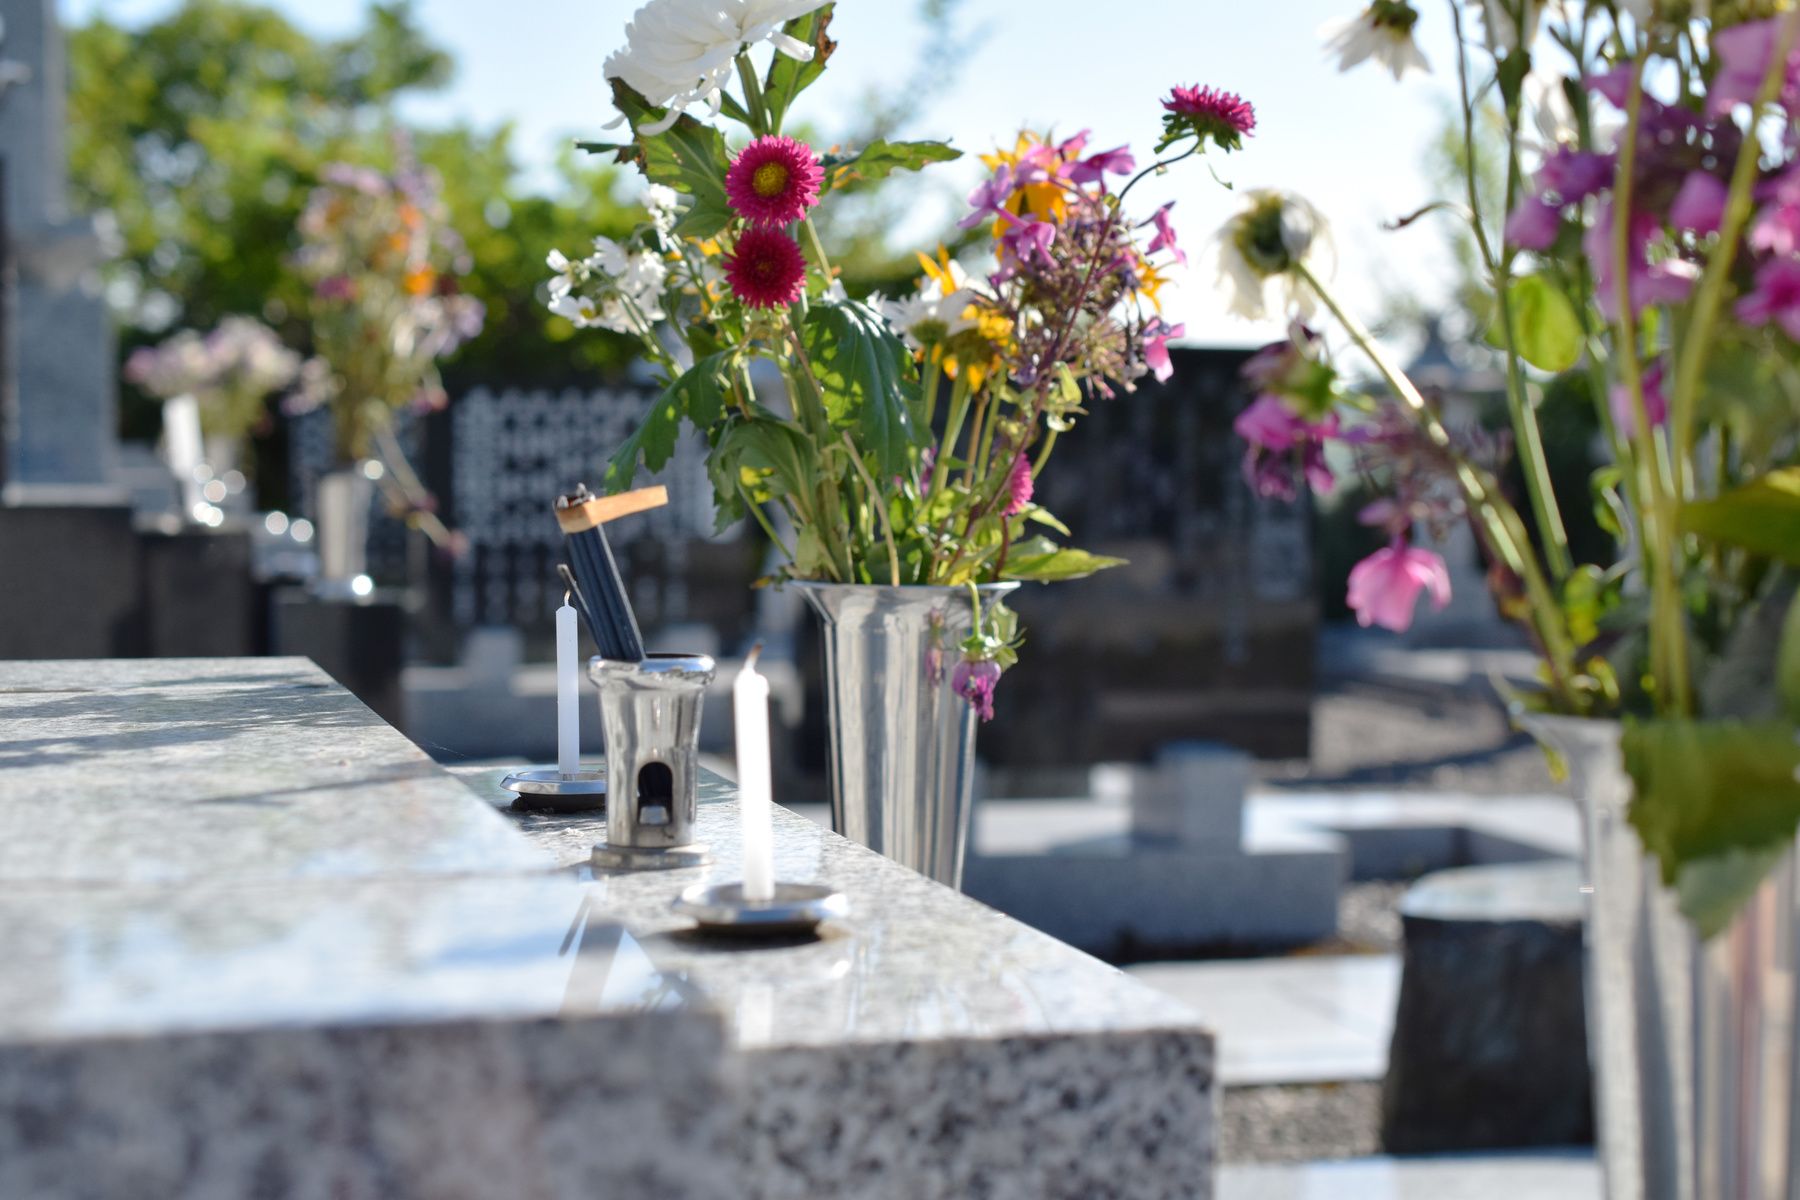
[0,0,118,502]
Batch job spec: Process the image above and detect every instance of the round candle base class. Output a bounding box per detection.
[590,841,712,872]
[500,767,607,813]
[671,881,849,935]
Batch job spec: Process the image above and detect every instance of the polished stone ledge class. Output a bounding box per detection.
[0,659,1216,1199]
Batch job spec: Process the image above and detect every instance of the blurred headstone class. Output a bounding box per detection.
[0,0,119,501]
[1129,741,1251,848]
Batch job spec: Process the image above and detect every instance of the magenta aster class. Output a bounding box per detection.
[724,227,808,309]
[1160,85,1256,152]
[725,135,824,228]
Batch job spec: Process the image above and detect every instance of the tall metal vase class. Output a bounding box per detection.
[314,463,375,598]
[795,582,1017,889]
[1535,716,1800,1200]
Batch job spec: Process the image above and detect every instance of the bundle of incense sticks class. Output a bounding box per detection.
[552,483,667,663]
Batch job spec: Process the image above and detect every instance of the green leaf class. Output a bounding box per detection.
[605,79,733,239]
[1682,468,1800,566]
[762,5,834,132]
[803,298,922,477]
[1507,273,1582,372]
[1780,592,1800,724]
[715,416,818,508]
[1624,718,1800,933]
[603,352,731,493]
[1676,843,1791,940]
[820,139,961,190]
[1002,538,1127,582]
[1590,465,1626,541]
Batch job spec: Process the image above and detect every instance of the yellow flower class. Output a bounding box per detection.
[1135,256,1171,311]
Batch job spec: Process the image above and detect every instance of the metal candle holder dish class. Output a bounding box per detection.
[498,766,607,813]
[589,653,715,871]
[672,881,849,936]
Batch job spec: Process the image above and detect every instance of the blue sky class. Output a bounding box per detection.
[60,0,1475,346]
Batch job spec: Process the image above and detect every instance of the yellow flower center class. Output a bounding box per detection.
[752,161,790,198]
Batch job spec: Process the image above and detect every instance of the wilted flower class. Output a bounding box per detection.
[1346,542,1451,633]
[952,658,1002,722]
[1320,2,1431,81]
[604,0,830,134]
[1214,190,1332,320]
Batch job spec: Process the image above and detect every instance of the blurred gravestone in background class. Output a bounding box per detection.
[982,347,1316,766]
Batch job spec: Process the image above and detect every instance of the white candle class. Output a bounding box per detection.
[734,646,775,903]
[555,599,580,779]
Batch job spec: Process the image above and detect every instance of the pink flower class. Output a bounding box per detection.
[724,135,823,228]
[1750,169,1800,256]
[1670,171,1729,236]
[1069,145,1135,186]
[1144,317,1184,383]
[952,659,1002,722]
[1735,257,1800,341]
[1146,202,1185,265]
[1236,397,1339,500]
[724,227,808,309]
[1161,84,1256,150]
[314,275,357,302]
[1003,452,1034,516]
[1586,200,1697,319]
[1505,197,1562,250]
[1346,542,1452,633]
[1609,360,1668,439]
[1535,148,1614,205]
[1708,19,1800,118]
[1234,394,1306,451]
[998,216,1056,267]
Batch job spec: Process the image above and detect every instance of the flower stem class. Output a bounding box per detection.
[1295,261,1580,708]
[841,431,902,586]
[735,53,771,137]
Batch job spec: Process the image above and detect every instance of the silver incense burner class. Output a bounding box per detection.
[589,653,715,870]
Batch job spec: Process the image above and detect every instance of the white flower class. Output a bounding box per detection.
[589,236,631,277]
[546,248,581,300]
[550,293,601,328]
[1213,190,1333,322]
[1521,67,1577,155]
[644,183,681,235]
[1320,3,1430,81]
[603,0,830,135]
[620,249,669,295]
[875,262,982,352]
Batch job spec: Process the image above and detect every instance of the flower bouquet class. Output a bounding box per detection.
[292,159,485,561]
[1213,1,1800,1186]
[126,317,302,443]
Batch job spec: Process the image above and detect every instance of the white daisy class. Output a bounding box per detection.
[1320,2,1431,81]
[1212,190,1333,322]
[875,263,982,353]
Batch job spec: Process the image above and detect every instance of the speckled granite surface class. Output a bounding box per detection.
[0,659,1215,1199]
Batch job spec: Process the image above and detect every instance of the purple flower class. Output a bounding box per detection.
[1709,19,1800,118]
[1346,542,1451,634]
[1585,200,1697,319]
[1504,196,1562,250]
[1735,257,1800,341]
[1536,148,1615,205]
[998,216,1056,267]
[1670,171,1728,236]
[1609,359,1668,439]
[1750,169,1800,256]
[1146,202,1186,266]
[1069,144,1135,186]
[1235,396,1340,499]
[314,275,357,302]
[952,658,1002,722]
[1144,317,1184,383]
[960,165,1016,230]
[1585,65,1636,110]
[1003,452,1034,516]
[1234,394,1307,451]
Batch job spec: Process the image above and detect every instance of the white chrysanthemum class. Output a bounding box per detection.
[589,236,631,277]
[1212,190,1333,322]
[603,0,830,134]
[1319,4,1431,81]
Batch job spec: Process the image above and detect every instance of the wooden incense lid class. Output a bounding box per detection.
[554,483,669,533]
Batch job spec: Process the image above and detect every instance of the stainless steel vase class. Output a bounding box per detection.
[314,463,375,598]
[795,582,1017,889]
[1536,716,1800,1200]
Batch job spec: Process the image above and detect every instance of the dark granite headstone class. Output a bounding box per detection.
[0,504,142,656]
[1382,860,1593,1153]
[140,526,257,657]
[271,588,409,728]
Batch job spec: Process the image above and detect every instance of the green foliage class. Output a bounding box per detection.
[1624,718,1800,935]
[1781,593,1800,723]
[802,298,923,477]
[762,6,835,133]
[605,352,734,492]
[1506,275,1583,372]
[1001,539,1126,582]
[593,81,735,238]
[1682,469,1800,566]
[822,140,962,190]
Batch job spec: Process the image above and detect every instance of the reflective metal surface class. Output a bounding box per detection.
[672,881,849,934]
[313,465,373,599]
[1537,716,1800,1200]
[589,653,714,870]
[499,766,606,813]
[795,582,1018,889]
